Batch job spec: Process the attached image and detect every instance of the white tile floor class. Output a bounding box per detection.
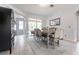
[0,35,79,55]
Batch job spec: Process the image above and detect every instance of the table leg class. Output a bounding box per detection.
[47,37,49,48]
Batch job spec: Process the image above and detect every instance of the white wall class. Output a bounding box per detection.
[46,5,79,42]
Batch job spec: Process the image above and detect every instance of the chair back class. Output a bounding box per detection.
[49,28,56,34]
[55,28,61,39]
[34,28,42,37]
[42,27,48,34]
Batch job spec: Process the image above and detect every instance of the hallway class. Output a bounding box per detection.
[0,35,79,55]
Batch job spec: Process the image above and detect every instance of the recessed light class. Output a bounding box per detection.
[50,4,54,7]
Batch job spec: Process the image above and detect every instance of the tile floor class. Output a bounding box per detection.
[0,35,79,55]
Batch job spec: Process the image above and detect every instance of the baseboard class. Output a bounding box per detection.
[63,39,77,43]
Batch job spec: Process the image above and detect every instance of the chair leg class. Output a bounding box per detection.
[10,45,12,54]
[57,40,59,47]
[47,37,49,48]
[52,39,55,49]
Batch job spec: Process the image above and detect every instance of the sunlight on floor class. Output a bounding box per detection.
[14,35,25,48]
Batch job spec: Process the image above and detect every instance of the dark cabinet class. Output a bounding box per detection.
[0,7,12,54]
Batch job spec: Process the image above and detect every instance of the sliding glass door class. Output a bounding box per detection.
[28,18,42,36]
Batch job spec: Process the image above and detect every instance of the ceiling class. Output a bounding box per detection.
[11,4,59,17]
[11,4,78,17]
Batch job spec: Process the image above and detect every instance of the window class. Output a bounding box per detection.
[19,21,23,30]
[28,18,42,30]
[28,18,42,36]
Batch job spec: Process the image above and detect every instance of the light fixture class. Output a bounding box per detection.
[39,4,54,7]
[50,4,54,7]
[39,4,48,7]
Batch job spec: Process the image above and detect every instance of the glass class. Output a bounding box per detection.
[19,21,23,30]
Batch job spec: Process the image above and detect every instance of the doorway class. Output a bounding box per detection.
[16,18,26,35]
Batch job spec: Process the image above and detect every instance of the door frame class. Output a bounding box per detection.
[16,18,26,35]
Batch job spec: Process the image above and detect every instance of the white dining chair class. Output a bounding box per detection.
[53,28,63,48]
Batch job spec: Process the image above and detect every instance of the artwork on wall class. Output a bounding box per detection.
[50,18,60,26]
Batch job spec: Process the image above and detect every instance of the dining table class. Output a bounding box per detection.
[41,30,56,48]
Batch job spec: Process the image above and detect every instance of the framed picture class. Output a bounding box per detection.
[50,18,60,26]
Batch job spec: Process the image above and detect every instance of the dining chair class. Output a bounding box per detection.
[53,28,62,48]
[49,28,56,45]
[34,29,42,41]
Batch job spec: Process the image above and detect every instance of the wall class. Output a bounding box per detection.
[46,5,79,42]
